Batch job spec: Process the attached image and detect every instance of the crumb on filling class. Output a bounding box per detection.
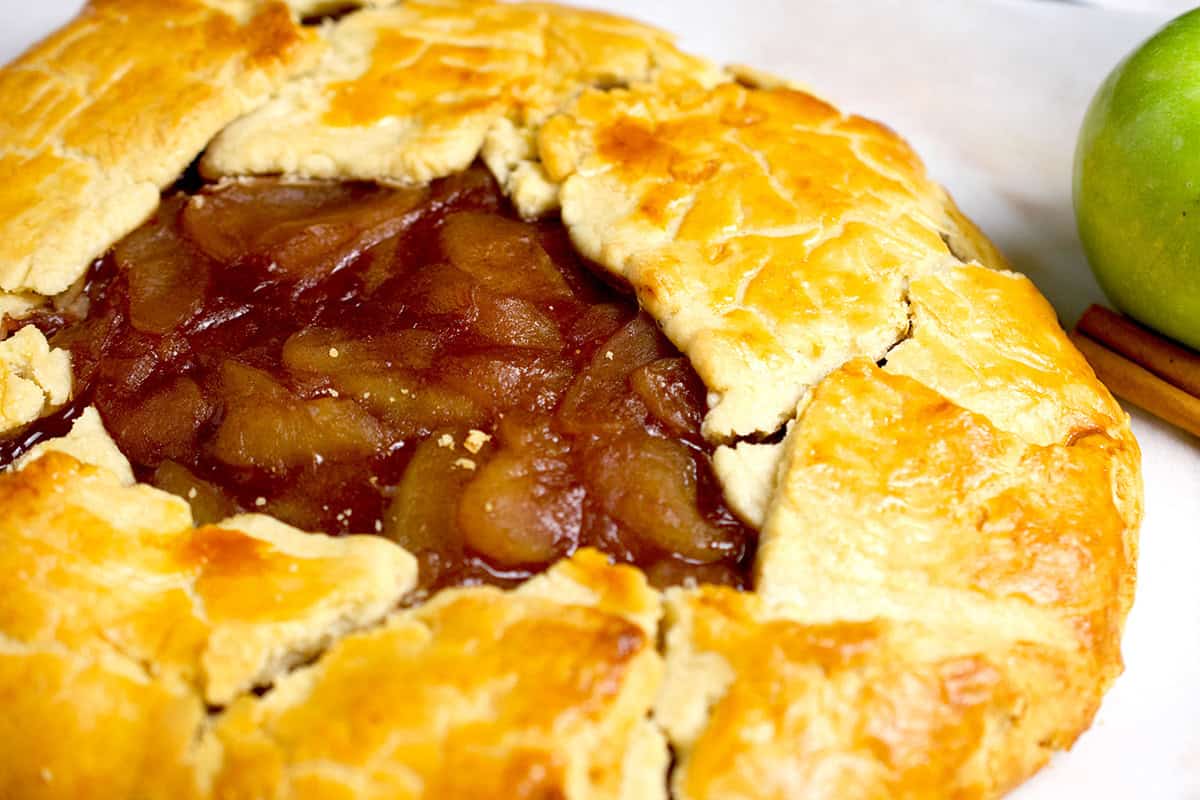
[1,166,755,594]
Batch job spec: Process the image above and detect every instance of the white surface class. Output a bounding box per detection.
[2,0,1199,797]
[1087,0,1196,13]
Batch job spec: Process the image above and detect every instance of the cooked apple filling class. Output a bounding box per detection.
[2,167,754,592]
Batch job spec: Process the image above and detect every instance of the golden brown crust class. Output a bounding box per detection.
[0,466,664,800]
[0,452,418,706]
[0,0,319,295]
[0,452,662,797]
[0,3,1143,799]
[213,551,664,800]
[538,82,964,440]
[658,587,1109,800]
[0,645,217,800]
[201,0,721,191]
[884,264,1127,447]
[0,450,419,798]
[756,362,1138,652]
[749,361,1140,789]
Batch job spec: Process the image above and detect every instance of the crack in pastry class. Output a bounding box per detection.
[713,258,1132,535]
[296,1,365,24]
[663,360,1140,799]
[882,264,1129,447]
[212,550,665,800]
[538,81,963,441]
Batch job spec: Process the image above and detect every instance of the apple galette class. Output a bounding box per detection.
[0,2,1141,799]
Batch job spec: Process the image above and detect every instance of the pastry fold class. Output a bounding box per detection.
[0,0,320,295]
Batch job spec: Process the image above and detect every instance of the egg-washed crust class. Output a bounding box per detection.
[740,362,1139,795]
[0,452,419,707]
[659,587,1114,800]
[884,263,1128,447]
[681,359,1138,798]
[0,453,663,799]
[0,0,321,296]
[755,361,1139,639]
[213,551,665,800]
[540,82,964,440]
[0,1,1142,799]
[201,0,723,195]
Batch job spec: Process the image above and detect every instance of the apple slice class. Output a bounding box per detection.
[116,198,209,335]
[470,294,562,350]
[282,327,442,373]
[440,211,574,302]
[630,357,705,438]
[383,432,480,573]
[581,432,737,563]
[335,370,486,440]
[107,375,213,466]
[558,314,673,434]
[209,361,385,472]
[438,351,574,415]
[183,180,428,287]
[152,460,236,525]
[458,421,581,567]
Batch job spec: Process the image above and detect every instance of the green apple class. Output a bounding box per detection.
[1075,8,1200,351]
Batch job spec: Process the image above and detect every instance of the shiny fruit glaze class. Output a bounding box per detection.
[3,167,755,594]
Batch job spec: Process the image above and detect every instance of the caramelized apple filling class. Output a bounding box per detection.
[2,167,754,592]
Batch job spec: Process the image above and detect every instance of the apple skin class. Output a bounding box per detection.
[1075,8,1200,352]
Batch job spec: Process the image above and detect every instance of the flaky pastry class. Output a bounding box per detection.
[0,2,1141,799]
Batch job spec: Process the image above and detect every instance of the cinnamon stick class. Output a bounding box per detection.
[1071,332,1200,439]
[1077,304,1200,397]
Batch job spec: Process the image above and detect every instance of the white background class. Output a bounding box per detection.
[3,1,1199,797]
